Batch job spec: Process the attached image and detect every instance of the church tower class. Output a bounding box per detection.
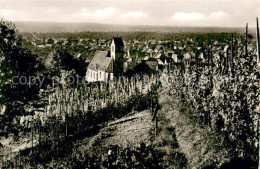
[110,37,125,72]
[111,37,124,60]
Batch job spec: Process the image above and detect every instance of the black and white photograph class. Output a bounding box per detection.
[0,0,259,168]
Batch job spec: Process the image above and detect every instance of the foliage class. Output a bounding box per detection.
[125,63,156,76]
[51,47,87,77]
[47,38,54,44]
[0,20,42,130]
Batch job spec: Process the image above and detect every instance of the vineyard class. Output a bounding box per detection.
[0,73,163,168]
[1,47,259,167]
[167,32,259,166]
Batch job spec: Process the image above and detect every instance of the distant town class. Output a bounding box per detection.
[20,31,257,83]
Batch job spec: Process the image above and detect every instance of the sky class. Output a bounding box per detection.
[0,0,259,27]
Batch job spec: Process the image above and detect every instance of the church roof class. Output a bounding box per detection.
[106,59,120,73]
[88,51,120,73]
[88,51,111,71]
[113,37,124,47]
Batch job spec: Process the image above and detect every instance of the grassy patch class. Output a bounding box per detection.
[168,150,188,168]
[151,115,187,168]
[179,104,198,126]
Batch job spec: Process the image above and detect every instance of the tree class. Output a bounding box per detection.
[47,38,54,44]
[0,20,41,133]
[51,47,87,77]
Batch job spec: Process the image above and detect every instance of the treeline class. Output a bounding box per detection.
[0,20,43,133]
[20,31,243,42]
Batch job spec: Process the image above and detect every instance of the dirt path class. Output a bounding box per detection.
[157,86,230,169]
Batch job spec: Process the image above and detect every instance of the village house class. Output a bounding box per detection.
[144,60,158,71]
[172,53,178,63]
[86,37,126,82]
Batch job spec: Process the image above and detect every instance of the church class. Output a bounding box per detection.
[86,37,126,82]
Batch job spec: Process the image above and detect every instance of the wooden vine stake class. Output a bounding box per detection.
[245,23,248,56]
[207,43,210,67]
[210,42,213,73]
[226,47,229,74]
[231,33,234,75]
[256,17,260,64]
[31,121,34,153]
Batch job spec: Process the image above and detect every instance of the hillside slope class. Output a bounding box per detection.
[1,75,232,168]
[80,110,153,156]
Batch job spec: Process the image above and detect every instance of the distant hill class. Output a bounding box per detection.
[14,21,255,34]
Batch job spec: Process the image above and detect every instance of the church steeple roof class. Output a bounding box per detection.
[113,37,124,47]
